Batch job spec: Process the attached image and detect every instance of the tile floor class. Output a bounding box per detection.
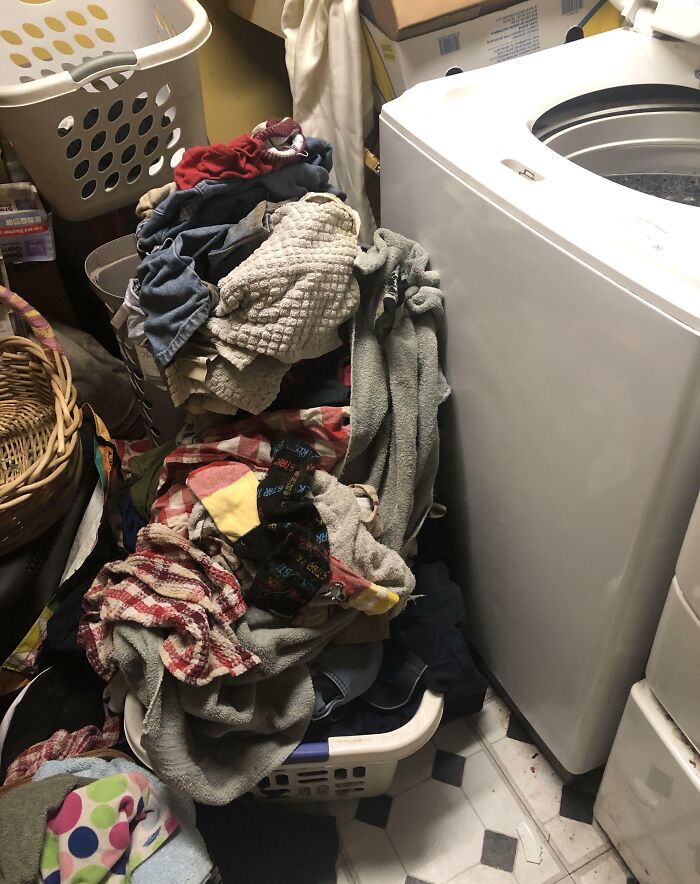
[331,686,637,884]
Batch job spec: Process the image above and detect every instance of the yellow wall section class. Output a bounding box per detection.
[582,2,622,36]
[198,0,292,144]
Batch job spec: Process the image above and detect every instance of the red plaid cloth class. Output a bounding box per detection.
[151,406,350,534]
[79,524,260,687]
[3,712,121,786]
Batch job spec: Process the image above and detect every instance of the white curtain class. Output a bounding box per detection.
[282,0,377,244]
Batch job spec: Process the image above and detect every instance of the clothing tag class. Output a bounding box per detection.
[135,344,161,381]
[111,302,130,330]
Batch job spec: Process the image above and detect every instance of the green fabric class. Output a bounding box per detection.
[0,774,95,884]
[127,441,177,519]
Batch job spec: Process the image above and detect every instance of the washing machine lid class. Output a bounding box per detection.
[381,28,700,331]
[609,0,700,46]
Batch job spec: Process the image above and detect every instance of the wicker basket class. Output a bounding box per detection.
[0,287,82,555]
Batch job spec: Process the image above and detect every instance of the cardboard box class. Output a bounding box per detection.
[360,0,520,40]
[363,0,621,105]
[0,183,55,264]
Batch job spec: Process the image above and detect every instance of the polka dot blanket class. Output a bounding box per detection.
[40,771,179,882]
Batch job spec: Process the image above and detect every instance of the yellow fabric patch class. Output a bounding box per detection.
[204,470,260,541]
[350,584,400,615]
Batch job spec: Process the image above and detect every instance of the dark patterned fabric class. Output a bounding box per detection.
[233,438,330,617]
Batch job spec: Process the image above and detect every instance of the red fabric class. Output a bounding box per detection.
[3,713,121,785]
[150,407,351,535]
[175,134,287,190]
[79,524,259,687]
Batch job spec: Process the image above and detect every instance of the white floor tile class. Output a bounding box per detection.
[544,816,609,871]
[512,835,567,884]
[484,683,497,703]
[449,856,569,884]
[434,715,483,758]
[471,697,512,744]
[448,865,515,883]
[387,739,436,797]
[461,750,530,837]
[572,849,631,883]
[340,819,406,884]
[387,778,485,884]
[491,738,563,824]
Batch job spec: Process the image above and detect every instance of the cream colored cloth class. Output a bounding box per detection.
[165,334,288,416]
[282,0,376,245]
[190,192,361,414]
[136,182,177,221]
[211,193,360,363]
[166,193,360,416]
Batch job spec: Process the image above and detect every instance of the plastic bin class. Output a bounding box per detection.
[124,689,444,801]
[0,0,210,221]
[85,233,185,442]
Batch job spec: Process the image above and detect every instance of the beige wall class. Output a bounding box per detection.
[198,0,292,144]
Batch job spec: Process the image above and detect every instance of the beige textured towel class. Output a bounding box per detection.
[210,193,360,364]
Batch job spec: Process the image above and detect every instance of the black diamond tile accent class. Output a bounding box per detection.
[481,830,518,873]
[627,878,640,884]
[355,794,392,829]
[576,767,604,794]
[432,749,465,786]
[506,714,532,744]
[559,782,596,824]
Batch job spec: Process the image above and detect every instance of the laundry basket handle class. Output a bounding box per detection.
[70,52,138,85]
[0,286,62,353]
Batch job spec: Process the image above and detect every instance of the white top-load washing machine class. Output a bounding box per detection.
[379,0,700,776]
[594,492,700,883]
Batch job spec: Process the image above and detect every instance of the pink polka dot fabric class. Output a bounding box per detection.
[40,772,179,883]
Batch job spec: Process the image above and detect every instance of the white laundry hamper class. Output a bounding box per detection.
[0,0,211,221]
[124,689,444,801]
[85,232,186,442]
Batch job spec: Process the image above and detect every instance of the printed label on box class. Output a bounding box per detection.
[438,32,461,54]
[0,184,55,263]
[486,5,541,61]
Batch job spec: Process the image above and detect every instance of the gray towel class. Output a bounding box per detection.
[109,466,414,805]
[311,470,415,611]
[342,229,450,554]
[0,774,94,884]
[112,604,355,806]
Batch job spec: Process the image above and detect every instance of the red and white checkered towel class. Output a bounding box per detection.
[3,712,121,786]
[79,524,260,687]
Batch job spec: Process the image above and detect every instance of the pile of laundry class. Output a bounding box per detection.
[125,119,361,418]
[0,123,487,882]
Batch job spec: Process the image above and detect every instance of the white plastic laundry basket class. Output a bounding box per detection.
[85,233,186,442]
[251,691,444,801]
[124,689,444,801]
[0,0,211,221]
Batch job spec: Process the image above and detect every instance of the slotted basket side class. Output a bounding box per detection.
[0,287,83,555]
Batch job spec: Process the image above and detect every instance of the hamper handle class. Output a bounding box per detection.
[0,285,62,353]
[70,52,139,84]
